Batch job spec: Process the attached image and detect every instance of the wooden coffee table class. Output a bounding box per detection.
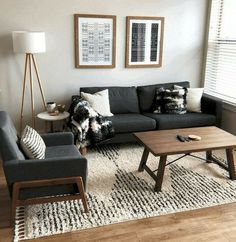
[134,126,236,192]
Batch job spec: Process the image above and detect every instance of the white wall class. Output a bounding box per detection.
[0,0,208,130]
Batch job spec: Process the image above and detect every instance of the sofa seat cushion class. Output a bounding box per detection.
[107,114,156,133]
[45,145,81,159]
[143,113,216,130]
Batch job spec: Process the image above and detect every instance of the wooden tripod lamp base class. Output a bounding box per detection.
[12,31,47,132]
[20,53,47,131]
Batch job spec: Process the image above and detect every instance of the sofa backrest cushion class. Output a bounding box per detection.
[137,81,190,113]
[80,86,140,114]
[0,111,25,161]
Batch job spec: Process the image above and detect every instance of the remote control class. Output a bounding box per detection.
[184,136,190,142]
[176,135,186,142]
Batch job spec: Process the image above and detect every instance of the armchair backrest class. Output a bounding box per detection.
[0,111,25,162]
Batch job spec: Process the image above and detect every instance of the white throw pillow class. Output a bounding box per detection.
[20,125,46,159]
[186,88,204,113]
[81,89,113,117]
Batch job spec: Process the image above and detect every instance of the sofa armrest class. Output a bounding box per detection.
[201,94,223,127]
[41,132,74,146]
[3,156,88,192]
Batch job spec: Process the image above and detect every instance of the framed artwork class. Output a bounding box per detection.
[74,14,116,68]
[125,16,164,68]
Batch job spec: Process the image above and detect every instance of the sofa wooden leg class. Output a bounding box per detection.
[76,177,88,213]
[79,147,87,156]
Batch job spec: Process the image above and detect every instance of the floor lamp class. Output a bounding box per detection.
[12,31,47,131]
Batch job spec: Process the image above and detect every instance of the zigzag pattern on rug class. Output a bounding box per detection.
[14,144,236,241]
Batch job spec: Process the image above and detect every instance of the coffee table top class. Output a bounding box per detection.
[134,126,236,156]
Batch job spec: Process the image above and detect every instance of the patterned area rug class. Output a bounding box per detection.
[14,144,236,241]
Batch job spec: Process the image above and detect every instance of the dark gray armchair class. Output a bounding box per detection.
[0,111,88,226]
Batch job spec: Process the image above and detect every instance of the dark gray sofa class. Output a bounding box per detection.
[78,81,222,144]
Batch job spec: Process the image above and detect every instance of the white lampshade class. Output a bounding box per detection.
[12,31,46,53]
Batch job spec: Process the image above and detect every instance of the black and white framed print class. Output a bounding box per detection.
[125,16,164,68]
[74,14,116,68]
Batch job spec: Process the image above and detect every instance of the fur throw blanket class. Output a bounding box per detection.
[68,97,115,148]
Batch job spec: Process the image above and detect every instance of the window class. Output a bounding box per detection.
[204,0,236,104]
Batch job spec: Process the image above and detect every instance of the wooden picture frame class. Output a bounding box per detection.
[125,16,164,68]
[74,14,116,68]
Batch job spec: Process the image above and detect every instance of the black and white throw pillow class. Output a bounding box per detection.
[153,87,166,114]
[163,88,187,114]
[20,125,46,159]
[153,86,187,114]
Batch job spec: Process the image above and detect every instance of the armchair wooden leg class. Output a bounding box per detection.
[11,183,20,227]
[10,177,88,227]
[76,177,88,213]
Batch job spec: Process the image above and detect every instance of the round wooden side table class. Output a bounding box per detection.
[37,111,70,132]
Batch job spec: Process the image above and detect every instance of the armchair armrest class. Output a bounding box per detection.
[41,132,74,146]
[201,94,223,127]
[3,156,88,192]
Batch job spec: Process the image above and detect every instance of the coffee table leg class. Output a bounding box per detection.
[206,150,213,163]
[154,155,167,192]
[226,148,236,180]
[138,147,149,172]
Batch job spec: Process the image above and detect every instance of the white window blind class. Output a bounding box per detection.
[204,0,236,104]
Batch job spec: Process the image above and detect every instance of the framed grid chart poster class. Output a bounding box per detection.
[125,16,164,68]
[74,14,116,68]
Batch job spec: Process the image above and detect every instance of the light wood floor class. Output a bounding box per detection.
[1,161,236,242]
